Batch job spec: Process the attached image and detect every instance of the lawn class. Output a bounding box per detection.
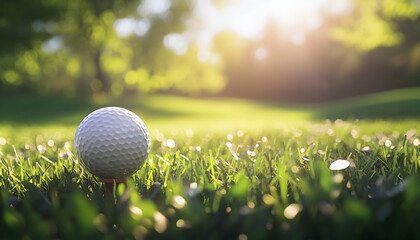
[0,88,419,239]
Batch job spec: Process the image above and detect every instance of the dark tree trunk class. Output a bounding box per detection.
[94,49,110,92]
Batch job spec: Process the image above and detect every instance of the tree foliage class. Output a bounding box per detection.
[331,0,418,51]
[0,0,225,96]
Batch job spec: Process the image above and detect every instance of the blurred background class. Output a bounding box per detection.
[1,0,420,102]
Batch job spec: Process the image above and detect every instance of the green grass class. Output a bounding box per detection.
[0,88,419,239]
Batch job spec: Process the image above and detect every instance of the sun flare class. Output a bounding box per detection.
[190,0,352,44]
[155,0,353,60]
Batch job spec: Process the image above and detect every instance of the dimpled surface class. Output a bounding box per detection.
[74,107,150,179]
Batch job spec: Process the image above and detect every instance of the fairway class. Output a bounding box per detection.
[1,87,419,137]
[1,88,419,239]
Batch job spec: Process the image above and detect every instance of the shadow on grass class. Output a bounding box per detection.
[0,95,186,125]
[1,88,419,126]
[314,98,420,120]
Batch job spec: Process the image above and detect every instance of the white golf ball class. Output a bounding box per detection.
[74,107,150,179]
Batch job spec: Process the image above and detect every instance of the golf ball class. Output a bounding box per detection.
[74,107,150,179]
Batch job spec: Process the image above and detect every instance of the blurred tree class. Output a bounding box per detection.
[0,0,225,96]
[216,0,420,102]
[54,0,140,94]
[331,0,418,51]
[0,0,138,94]
[2,0,418,100]
[0,0,63,93]
[327,0,420,98]
[0,0,62,54]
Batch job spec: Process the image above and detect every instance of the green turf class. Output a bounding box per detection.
[0,88,419,239]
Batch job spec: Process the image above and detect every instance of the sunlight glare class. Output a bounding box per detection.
[291,33,305,45]
[163,33,188,55]
[162,0,353,58]
[114,18,136,38]
[254,47,268,60]
[42,36,63,54]
[329,159,350,171]
[190,0,330,42]
[138,0,171,16]
[324,0,354,15]
[166,139,176,148]
[135,19,150,36]
[284,203,301,219]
